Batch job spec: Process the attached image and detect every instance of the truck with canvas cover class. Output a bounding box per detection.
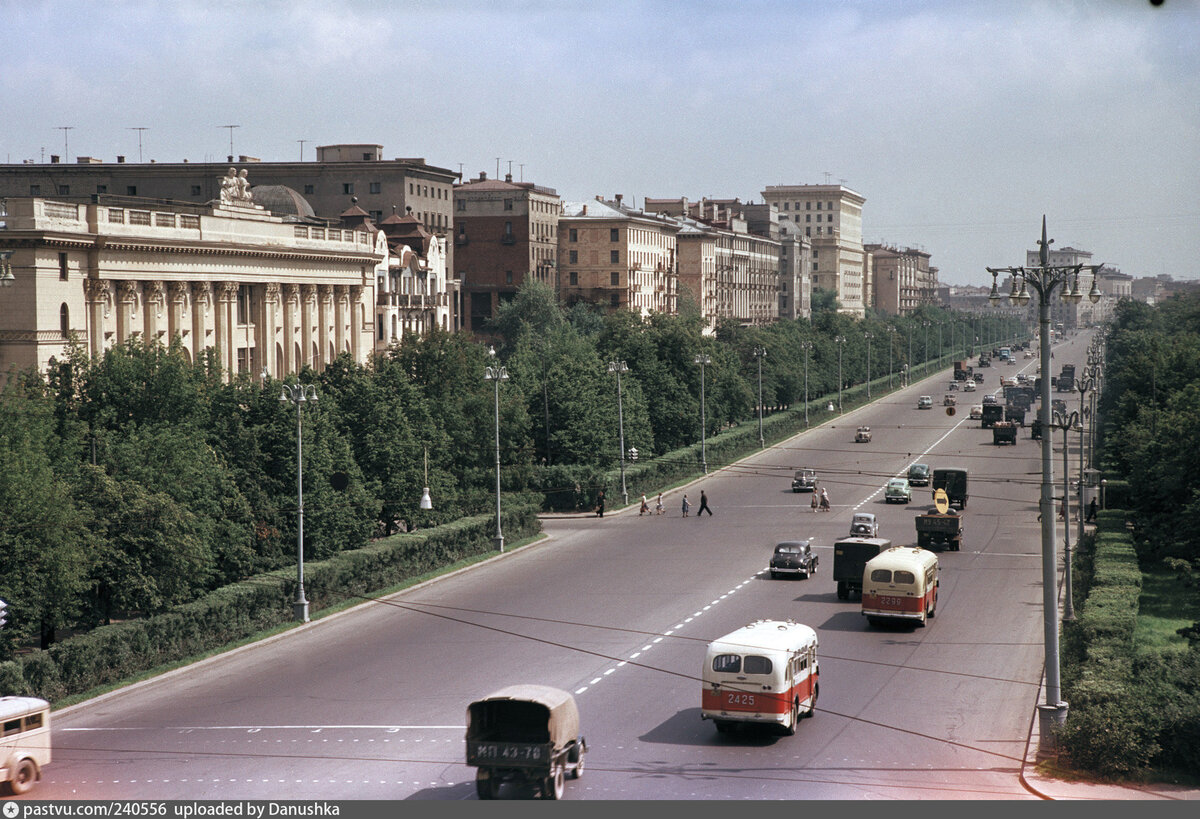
[992,420,1018,445]
[931,467,968,510]
[833,537,892,600]
[915,511,962,551]
[466,685,587,800]
[1003,404,1026,426]
[981,403,1004,428]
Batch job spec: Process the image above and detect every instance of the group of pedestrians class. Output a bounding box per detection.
[810,487,831,512]
[602,489,714,518]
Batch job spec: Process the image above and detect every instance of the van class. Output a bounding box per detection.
[0,696,50,795]
[862,547,940,627]
[932,467,968,509]
[833,536,892,599]
[701,620,819,736]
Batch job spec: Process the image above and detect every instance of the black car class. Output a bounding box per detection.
[907,463,931,486]
[791,469,817,492]
[769,541,818,579]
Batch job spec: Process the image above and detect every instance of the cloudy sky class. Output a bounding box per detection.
[3,0,1198,285]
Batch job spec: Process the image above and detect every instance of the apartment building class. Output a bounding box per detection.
[645,197,781,327]
[558,196,677,316]
[0,192,382,383]
[761,184,866,316]
[453,172,561,333]
[1024,243,1095,331]
[865,244,935,315]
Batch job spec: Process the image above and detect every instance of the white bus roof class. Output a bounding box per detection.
[707,620,817,656]
[0,696,50,720]
[865,546,939,572]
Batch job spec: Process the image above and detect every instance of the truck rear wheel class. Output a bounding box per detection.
[837,581,848,600]
[475,771,499,800]
[543,764,564,800]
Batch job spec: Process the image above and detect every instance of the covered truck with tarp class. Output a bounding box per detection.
[466,685,587,800]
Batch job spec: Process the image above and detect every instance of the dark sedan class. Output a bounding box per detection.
[769,541,818,579]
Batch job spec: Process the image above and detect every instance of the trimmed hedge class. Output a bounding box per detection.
[0,504,542,703]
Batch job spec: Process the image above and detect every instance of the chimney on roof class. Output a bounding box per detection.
[50,155,60,164]
[615,194,623,205]
[505,173,512,182]
[117,156,125,163]
[479,171,487,181]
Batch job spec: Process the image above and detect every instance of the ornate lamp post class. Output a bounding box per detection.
[279,382,318,623]
[1075,373,1095,545]
[607,360,629,505]
[834,336,846,413]
[987,215,1103,752]
[863,332,873,399]
[0,250,14,288]
[888,327,897,390]
[922,320,931,376]
[752,347,767,447]
[1051,408,1082,623]
[801,341,813,427]
[484,346,508,552]
[694,353,711,473]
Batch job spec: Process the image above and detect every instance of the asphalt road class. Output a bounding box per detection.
[33,333,1095,801]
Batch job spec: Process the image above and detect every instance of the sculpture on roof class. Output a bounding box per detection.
[219,167,255,205]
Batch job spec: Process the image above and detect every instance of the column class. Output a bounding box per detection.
[283,283,300,376]
[263,283,280,380]
[318,284,333,371]
[300,284,317,370]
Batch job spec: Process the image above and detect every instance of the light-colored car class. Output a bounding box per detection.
[917,395,933,409]
[849,512,878,538]
[943,394,956,406]
[969,404,983,420]
[855,426,872,443]
[884,478,912,504]
[963,380,976,392]
[982,394,998,405]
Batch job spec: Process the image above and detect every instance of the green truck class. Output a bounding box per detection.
[915,511,963,551]
[833,536,892,600]
[981,404,1004,428]
[932,467,968,510]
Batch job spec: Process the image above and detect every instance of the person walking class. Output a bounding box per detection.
[810,490,819,513]
[596,489,605,518]
[681,494,690,517]
[639,494,649,516]
[1086,497,1098,523]
[697,489,713,516]
[655,493,665,515]
[819,487,830,511]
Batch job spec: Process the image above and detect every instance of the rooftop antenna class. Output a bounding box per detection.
[221,125,240,162]
[457,163,464,180]
[495,157,500,178]
[519,163,525,182]
[823,171,831,184]
[56,126,74,161]
[297,139,309,161]
[127,127,148,163]
[507,160,513,177]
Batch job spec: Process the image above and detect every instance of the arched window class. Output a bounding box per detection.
[60,303,70,337]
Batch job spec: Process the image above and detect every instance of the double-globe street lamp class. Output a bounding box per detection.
[863,332,873,399]
[694,354,711,473]
[752,347,767,447]
[834,336,846,413]
[484,346,508,552]
[607,360,629,505]
[987,215,1102,752]
[279,382,318,623]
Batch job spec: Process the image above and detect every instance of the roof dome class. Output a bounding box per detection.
[249,185,316,220]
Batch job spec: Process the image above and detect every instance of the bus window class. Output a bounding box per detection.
[894,571,916,585]
[743,656,773,675]
[712,654,741,673]
[870,569,892,583]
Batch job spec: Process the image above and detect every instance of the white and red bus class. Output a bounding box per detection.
[701,620,819,735]
[862,546,939,627]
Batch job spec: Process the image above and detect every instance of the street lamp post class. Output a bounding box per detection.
[888,328,897,390]
[607,360,629,505]
[987,215,1103,753]
[0,250,15,288]
[801,341,812,427]
[834,336,846,413]
[694,353,711,473]
[279,382,318,623]
[752,347,767,447]
[922,321,931,376]
[1075,374,1094,545]
[484,346,508,552]
[863,333,872,399]
[1052,409,1081,623]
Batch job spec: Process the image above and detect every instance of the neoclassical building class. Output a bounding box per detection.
[0,184,383,383]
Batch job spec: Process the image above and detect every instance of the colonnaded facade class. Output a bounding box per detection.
[0,191,384,383]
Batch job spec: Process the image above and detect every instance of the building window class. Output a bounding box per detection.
[610,271,619,286]
[782,202,789,211]
[569,250,578,263]
[59,252,69,280]
[457,199,465,211]
[60,303,70,337]
[96,185,107,194]
[29,185,40,195]
[569,228,578,242]
[805,227,811,236]
[370,210,383,222]
[610,294,619,308]
[127,186,137,196]
[504,199,513,210]
[57,185,69,195]
[369,182,381,194]
[237,285,251,325]
[343,183,354,195]
[816,202,822,211]
[806,215,811,223]
[610,228,619,241]
[304,184,314,194]
[505,271,513,285]
[569,271,578,285]
[191,185,202,196]
[610,250,619,263]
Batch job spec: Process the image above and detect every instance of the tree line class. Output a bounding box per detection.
[0,282,1021,657]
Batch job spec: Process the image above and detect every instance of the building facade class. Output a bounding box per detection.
[558,196,678,316]
[865,244,935,315]
[761,184,867,316]
[0,192,382,383]
[453,172,561,333]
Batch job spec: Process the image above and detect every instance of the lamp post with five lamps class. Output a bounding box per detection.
[834,336,845,413]
[987,215,1102,753]
[752,347,767,447]
[694,354,711,472]
[484,347,508,552]
[279,382,318,623]
[607,360,630,505]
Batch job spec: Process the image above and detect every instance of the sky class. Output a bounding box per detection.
[3,0,1198,286]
